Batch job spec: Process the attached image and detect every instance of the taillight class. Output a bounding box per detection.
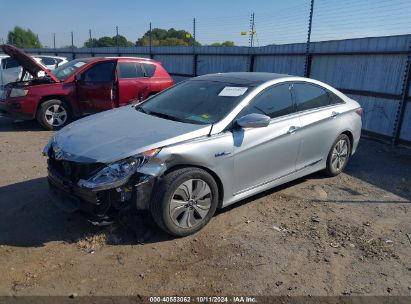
[355,108,363,116]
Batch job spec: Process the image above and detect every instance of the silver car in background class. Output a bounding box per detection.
[44,72,362,236]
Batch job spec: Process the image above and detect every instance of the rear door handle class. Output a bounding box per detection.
[331,111,340,118]
[287,126,299,134]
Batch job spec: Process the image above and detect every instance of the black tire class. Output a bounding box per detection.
[324,134,351,177]
[150,167,219,237]
[36,99,71,130]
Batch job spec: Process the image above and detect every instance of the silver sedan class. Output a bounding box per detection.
[44,72,362,236]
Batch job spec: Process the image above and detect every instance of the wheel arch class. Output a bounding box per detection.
[341,130,354,154]
[163,164,225,208]
[36,95,75,116]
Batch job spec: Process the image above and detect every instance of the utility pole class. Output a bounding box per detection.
[89,29,94,56]
[71,31,75,59]
[192,18,197,77]
[149,22,152,58]
[53,33,56,49]
[304,0,315,77]
[116,25,119,54]
[248,13,255,72]
[89,29,92,46]
[249,13,255,48]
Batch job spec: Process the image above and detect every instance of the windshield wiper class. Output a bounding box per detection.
[135,105,149,114]
[148,111,184,122]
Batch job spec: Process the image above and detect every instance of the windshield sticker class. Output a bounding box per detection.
[187,115,213,123]
[74,62,86,68]
[218,86,248,97]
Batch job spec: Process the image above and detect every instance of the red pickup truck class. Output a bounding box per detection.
[0,45,174,130]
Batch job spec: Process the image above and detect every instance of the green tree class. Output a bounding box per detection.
[61,45,78,49]
[83,35,134,47]
[7,26,42,48]
[210,41,235,47]
[136,28,200,46]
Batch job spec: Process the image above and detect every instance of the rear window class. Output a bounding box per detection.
[142,63,156,77]
[118,62,144,79]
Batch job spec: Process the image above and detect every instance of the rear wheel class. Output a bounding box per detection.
[37,99,71,130]
[150,167,219,237]
[324,134,351,176]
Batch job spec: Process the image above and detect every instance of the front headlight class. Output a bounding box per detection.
[9,88,28,98]
[77,148,160,191]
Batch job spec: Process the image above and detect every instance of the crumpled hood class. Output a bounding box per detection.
[50,106,211,163]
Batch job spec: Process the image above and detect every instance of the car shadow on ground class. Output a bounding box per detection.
[0,118,46,132]
[0,177,173,248]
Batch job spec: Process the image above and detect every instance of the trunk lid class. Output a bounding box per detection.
[1,44,59,83]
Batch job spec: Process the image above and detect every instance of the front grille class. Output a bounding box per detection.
[48,156,105,183]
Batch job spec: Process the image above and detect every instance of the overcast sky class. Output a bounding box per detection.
[1,0,410,47]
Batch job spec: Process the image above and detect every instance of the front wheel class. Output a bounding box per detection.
[324,134,351,176]
[150,167,219,237]
[36,99,71,130]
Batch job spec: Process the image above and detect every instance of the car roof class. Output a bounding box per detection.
[71,57,156,63]
[35,55,67,60]
[193,72,292,85]
[105,56,155,61]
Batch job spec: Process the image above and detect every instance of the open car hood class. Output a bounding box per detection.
[1,44,59,83]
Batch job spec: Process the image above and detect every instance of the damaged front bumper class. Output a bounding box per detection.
[47,166,158,225]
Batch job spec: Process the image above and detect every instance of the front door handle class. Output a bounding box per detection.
[331,111,340,118]
[287,126,299,134]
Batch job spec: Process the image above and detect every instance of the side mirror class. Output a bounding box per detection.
[235,113,270,128]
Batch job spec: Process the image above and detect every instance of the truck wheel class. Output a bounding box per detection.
[150,167,219,237]
[36,99,71,130]
[324,134,351,177]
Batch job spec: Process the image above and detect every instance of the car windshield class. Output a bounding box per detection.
[137,80,252,125]
[51,59,87,81]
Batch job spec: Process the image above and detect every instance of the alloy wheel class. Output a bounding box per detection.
[45,104,67,127]
[169,179,212,229]
[331,139,349,171]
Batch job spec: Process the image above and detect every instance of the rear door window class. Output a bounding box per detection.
[142,63,156,77]
[240,83,294,119]
[293,83,330,111]
[328,91,345,105]
[118,62,145,79]
[83,61,115,82]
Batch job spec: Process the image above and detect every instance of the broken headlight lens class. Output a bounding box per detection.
[77,148,160,190]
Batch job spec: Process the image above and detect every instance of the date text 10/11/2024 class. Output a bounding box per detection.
[149,296,257,303]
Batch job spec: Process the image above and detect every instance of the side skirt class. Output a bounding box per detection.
[222,160,324,208]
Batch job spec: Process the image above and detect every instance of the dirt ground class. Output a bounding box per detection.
[0,117,410,297]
